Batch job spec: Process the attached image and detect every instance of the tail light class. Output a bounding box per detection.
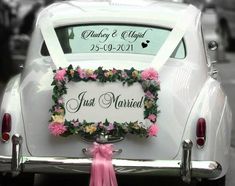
[196,118,206,148]
[1,113,12,142]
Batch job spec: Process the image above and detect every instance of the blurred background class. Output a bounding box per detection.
[0,0,57,84]
[0,0,235,185]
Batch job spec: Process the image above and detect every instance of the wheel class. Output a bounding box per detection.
[219,21,232,51]
[0,173,35,186]
[196,176,226,186]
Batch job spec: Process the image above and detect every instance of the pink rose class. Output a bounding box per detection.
[48,122,67,136]
[77,68,86,79]
[148,124,159,137]
[104,72,108,77]
[90,74,97,80]
[107,123,114,131]
[147,114,157,122]
[98,122,104,128]
[145,91,155,99]
[54,107,64,115]
[121,71,128,78]
[141,68,159,81]
[58,97,64,104]
[55,69,67,81]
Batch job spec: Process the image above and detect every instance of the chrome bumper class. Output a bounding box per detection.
[0,135,222,183]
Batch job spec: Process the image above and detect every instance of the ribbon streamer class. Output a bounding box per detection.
[150,5,199,71]
[89,143,118,186]
[39,14,68,69]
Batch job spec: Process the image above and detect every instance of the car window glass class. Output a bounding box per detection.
[41,24,186,59]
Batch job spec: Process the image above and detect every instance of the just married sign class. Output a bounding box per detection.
[64,82,145,123]
[49,65,160,140]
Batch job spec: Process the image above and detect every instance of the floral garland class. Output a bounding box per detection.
[49,65,160,140]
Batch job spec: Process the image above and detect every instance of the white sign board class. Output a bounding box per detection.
[63,81,146,124]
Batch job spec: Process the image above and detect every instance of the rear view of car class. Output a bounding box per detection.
[0,1,232,186]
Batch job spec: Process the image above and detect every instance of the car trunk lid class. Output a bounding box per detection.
[21,58,202,160]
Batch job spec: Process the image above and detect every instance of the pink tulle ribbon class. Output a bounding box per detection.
[89,142,118,186]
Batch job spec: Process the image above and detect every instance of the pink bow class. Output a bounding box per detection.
[89,142,118,186]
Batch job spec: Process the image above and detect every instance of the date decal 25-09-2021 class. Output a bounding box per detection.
[90,44,134,52]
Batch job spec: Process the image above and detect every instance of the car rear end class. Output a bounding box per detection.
[0,1,230,184]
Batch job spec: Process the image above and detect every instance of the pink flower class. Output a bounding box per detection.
[107,123,114,131]
[58,97,64,104]
[55,69,67,81]
[121,71,128,78]
[147,114,157,122]
[148,124,159,136]
[90,74,97,80]
[145,91,155,99]
[54,107,64,115]
[48,122,67,136]
[98,122,104,128]
[77,68,86,79]
[112,69,117,74]
[141,68,159,81]
[71,119,79,127]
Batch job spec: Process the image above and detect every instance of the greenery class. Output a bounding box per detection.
[49,65,160,140]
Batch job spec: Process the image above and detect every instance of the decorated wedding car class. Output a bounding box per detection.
[0,1,232,186]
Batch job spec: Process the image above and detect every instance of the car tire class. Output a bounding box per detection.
[196,176,226,186]
[0,173,35,186]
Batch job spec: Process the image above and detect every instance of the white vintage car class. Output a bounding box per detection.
[0,1,232,186]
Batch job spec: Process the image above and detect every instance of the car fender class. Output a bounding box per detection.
[0,75,30,156]
[175,77,232,177]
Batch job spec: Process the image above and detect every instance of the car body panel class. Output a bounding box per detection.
[20,55,203,159]
[175,76,232,176]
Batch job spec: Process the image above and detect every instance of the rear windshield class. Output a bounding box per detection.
[41,24,186,59]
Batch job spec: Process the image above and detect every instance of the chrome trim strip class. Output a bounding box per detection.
[0,156,222,178]
[181,139,193,183]
[11,134,23,174]
[82,148,122,155]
